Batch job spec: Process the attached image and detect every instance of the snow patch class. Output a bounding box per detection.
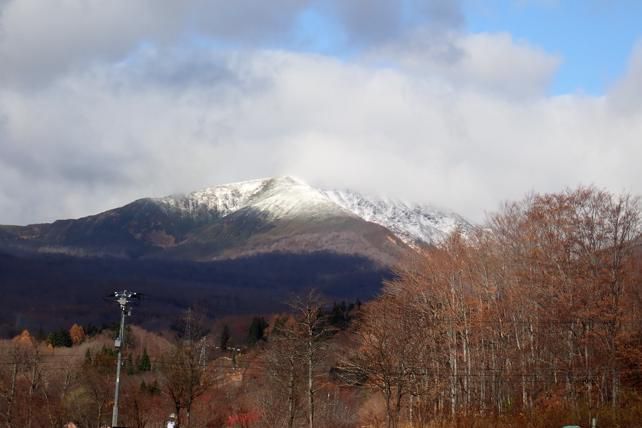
[322,189,471,247]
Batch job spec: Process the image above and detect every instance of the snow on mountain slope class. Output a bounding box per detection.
[245,177,357,220]
[155,178,267,217]
[155,177,356,220]
[322,189,471,246]
[153,176,470,246]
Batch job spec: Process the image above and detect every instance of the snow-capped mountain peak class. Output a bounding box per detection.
[153,176,470,246]
[154,176,354,220]
[321,189,471,246]
[248,177,355,220]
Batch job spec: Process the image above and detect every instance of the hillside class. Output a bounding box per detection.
[0,177,470,333]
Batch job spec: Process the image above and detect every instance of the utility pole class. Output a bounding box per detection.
[109,290,140,428]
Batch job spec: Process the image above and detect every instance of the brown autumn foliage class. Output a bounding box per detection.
[345,186,642,427]
[69,324,86,346]
[0,326,178,428]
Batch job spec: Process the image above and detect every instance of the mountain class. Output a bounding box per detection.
[0,176,470,264]
[0,177,471,333]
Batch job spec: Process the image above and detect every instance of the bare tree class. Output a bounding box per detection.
[340,292,422,428]
[288,290,333,428]
[261,316,305,428]
[162,308,216,428]
[345,187,642,425]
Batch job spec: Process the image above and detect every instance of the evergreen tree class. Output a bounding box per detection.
[220,324,231,351]
[138,347,152,372]
[126,354,135,375]
[47,328,72,347]
[148,379,160,395]
[84,323,99,337]
[247,317,268,345]
[36,326,46,342]
[93,345,117,373]
[139,379,160,395]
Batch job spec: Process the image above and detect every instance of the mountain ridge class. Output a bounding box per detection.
[152,176,471,246]
[0,176,471,264]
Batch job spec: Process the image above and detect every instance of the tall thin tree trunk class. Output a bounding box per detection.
[96,402,103,428]
[307,333,314,428]
[175,403,181,428]
[566,326,575,407]
[449,326,457,417]
[463,315,471,412]
[26,363,37,428]
[287,357,296,428]
[5,362,17,428]
[385,385,393,428]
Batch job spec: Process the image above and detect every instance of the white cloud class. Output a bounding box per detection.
[365,30,561,98]
[1,39,641,225]
[0,1,639,225]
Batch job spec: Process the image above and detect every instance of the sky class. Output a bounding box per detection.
[0,0,641,225]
